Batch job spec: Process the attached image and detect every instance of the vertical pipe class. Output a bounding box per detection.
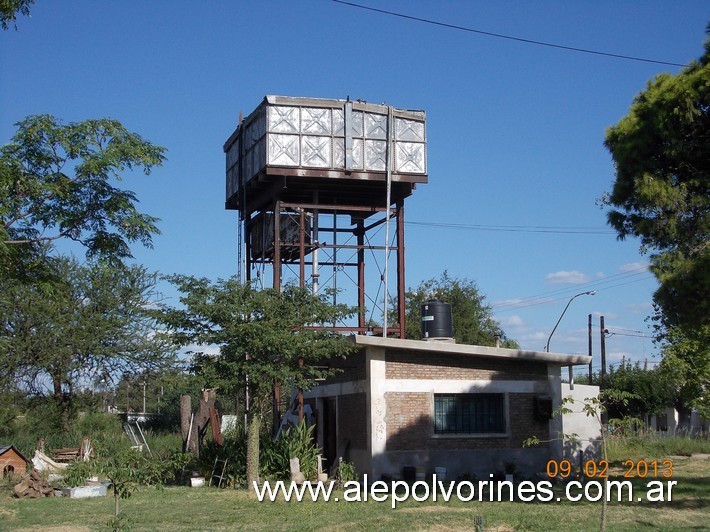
[600,315,607,384]
[273,201,281,292]
[299,209,305,288]
[237,111,245,284]
[588,313,593,382]
[383,105,393,337]
[332,210,337,327]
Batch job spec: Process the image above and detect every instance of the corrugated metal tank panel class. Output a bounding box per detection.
[225,96,427,206]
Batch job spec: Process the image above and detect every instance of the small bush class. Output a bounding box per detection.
[197,425,248,486]
[336,459,358,483]
[261,421,320,480]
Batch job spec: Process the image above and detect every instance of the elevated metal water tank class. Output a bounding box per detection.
[420,299,453,339]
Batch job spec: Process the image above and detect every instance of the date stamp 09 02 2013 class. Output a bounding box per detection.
[546,459,674,480]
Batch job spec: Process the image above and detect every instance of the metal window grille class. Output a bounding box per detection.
[434,394,505,434]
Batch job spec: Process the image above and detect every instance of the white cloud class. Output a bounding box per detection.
[521,331,547,343]
[545,270,590,285]
[498,315,524,328]
[619,262,649,273]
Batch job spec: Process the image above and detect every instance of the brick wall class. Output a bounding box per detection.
[384,391,549,452]
[509,393,550,448]
[338,393,367,450]
[385,350,548,381]
[320,349,366,385]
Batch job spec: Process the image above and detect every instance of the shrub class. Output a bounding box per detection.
[196,425,248,486]
[261,421,320,480]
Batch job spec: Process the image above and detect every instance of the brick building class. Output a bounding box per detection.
[304,335,596,480]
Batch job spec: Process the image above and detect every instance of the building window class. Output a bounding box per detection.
[434,394,506,434]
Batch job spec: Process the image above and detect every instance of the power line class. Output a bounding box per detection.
[331,0,689,68]
[492,267,653,312]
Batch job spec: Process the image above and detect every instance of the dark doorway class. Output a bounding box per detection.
[321,397,337,472]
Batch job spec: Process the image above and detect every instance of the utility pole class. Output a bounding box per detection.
[600,315,607,384]
[141,381,147,413]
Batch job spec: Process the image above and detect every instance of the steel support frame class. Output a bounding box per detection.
[244,200,407,339]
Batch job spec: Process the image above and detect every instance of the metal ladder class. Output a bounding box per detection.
[123,421,152,456]
[210,457,228,488]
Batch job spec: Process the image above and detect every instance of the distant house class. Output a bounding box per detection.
[304,335,598,480]
[648,407,710,435]
[0,445,28,480]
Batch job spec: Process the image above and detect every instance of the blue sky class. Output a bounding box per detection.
[2,1,708,375]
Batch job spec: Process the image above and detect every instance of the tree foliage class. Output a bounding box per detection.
[0,115,166,277]
[0,256,175,430]
[0,0,34,30]
[604,27,710,419]
[402,271,518,347]
[603,28,710,332]
[599,362,675,421]
[159,277,356,411]
[658,324,710,420]
[158,277,356,485]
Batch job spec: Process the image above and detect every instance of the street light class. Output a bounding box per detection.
[545,291,596,352]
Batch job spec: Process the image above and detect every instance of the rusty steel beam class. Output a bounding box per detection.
[280,202,387,214]
[357,220,366,330]
[396,201,406,339]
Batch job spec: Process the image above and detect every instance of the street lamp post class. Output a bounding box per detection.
[545,290,596,353]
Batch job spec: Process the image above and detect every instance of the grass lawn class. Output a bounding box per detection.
[1,455,708,531]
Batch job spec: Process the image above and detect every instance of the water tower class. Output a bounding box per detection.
[224,96,427,337]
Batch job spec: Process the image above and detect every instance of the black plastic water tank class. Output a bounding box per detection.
[420,299,453,338]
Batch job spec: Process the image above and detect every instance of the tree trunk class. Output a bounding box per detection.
[246,415,261,487]
[52,373,71,432]
[182,389,218,458]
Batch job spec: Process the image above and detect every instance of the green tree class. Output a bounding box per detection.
[658,324,710,421]
[65,447,190,527]
[603,26,710,419]
[603,28,709,332]
[0,0,34,29]
[600,362,675,422]
[1,115,166,278]
[158,277,356,485]
[0,256,175,430]
[402,271,518,347]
